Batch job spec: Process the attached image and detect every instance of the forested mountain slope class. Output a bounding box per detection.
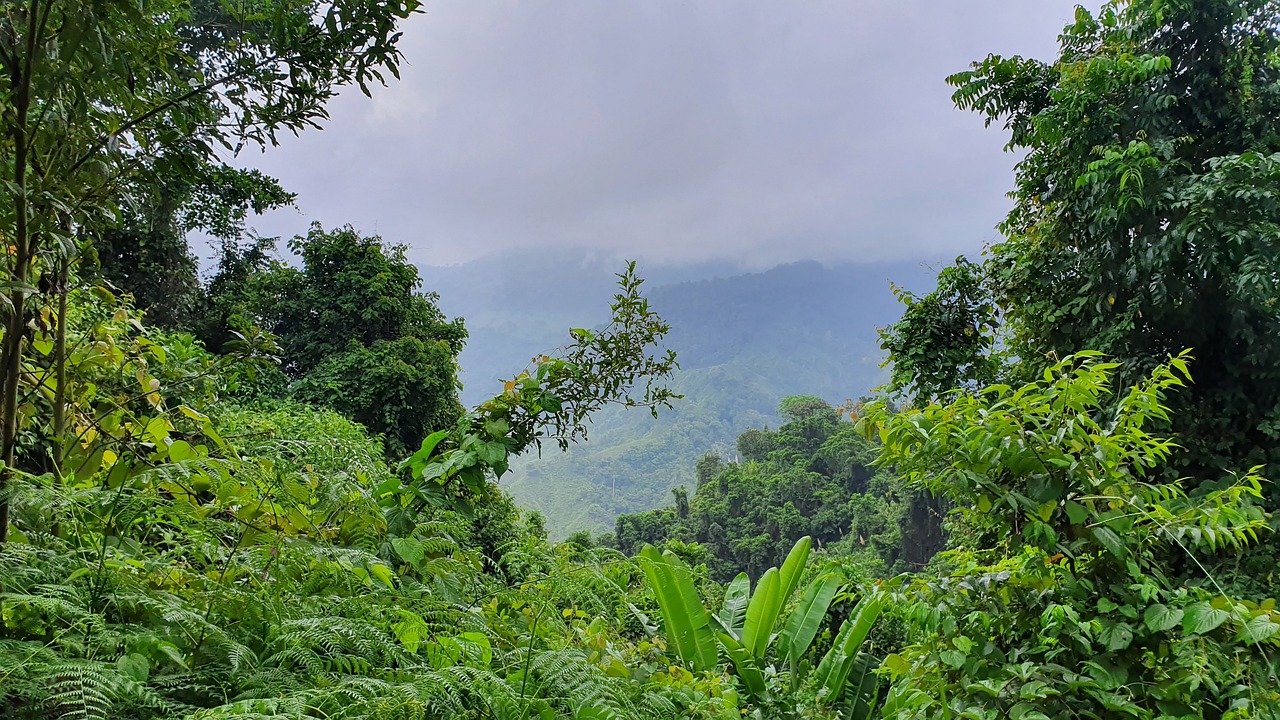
[427,255,933,535]
[7,4,1280,720]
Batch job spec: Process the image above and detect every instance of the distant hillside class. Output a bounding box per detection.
[421,250,934,537]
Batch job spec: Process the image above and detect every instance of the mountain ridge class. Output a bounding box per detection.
[420,250,936,536]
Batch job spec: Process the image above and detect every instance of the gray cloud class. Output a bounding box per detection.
[235,1,1085,268]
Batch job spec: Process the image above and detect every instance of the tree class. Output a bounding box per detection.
[695,453,722,488]
[878,257,999,404]
[866,353,1279,718]
[615,409,905,582]
[946,0,1280,487]
[0,261,722,720]
[0,0,421,541]
[199,224,467,455]
[266,224,466,378]
[91,164,293,327]
[777,395,835,422]
[291,336,463,457]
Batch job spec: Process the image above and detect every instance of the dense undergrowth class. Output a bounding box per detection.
[4,1,1280,719]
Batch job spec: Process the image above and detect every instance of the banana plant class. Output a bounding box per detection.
[778,570,844,685]
[637,545,719,671]
[813,590,886,710]
[641,536,886,709]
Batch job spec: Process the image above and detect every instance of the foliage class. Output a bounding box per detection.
[615,398,911,581]
[476,259,912,536]
[944,0,1280,491]
[395,262,678,496]
[197,225,468,456]
[292,336,462,458]
[639,535,893,716]
[0,263,736,720]
[92,164,294,328]
[878,257,999,404]
[862,353,1280,719]
[0,0,422,541]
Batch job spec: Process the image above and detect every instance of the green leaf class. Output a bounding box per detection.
[939,649,966,668]
[777,536,813,607]
[638,546,718,671]
[1237,612,1280,645]
[368,562,397,588]
[1142,603,1183,633]
[1092,526,1127,559]
[156,642,187,669]
[814,592,885,702]
[881,652,909,678]
[717,572,750,640]
[1064,500,1089,525]
[1182,601,1229,635]
[392,611,424,652]
[477,440,507,467]
[482,417,511,438]
[741,567,782,660]
[167,439,194,463]
[778,572,843,668]
[716,631,767,699]
[401,429,451,474]
[391,537,425,566]
[117,653,150,682]
[1098,620,1134,651]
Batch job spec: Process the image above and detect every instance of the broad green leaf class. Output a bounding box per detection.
[815,592,885,702]
[167,439,194,463]
[1182,601,1229,635]
[477,440,507,466]
[1098,620,1134,651]
[777,536,813,608]
[638,546,718,671]
[881,653,909,678]
[1237,612,1280,644]
[843,651,881,720]
[1142,603,1183,633]
[391,537,425,566]
[402,429,450,471]
[368,562,396,588]
[778,572,842,667]
[156,642,187,669]
[717,572,751,640]
[482,417,511,438]
[741,567,781,660]
[539,392,563,412]
[117,653,150,682]
[716,631,766,699]
[1092,526,1127,559]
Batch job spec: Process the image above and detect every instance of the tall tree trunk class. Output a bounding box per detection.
[0,2,38,544]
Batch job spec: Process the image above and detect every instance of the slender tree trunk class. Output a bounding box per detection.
[0,3,37,545]
[48,256,69,540]
[52,254,69,456]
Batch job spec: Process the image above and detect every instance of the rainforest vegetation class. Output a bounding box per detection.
[2,1,1279,719]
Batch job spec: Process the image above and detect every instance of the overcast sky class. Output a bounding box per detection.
[238,2,1086,269]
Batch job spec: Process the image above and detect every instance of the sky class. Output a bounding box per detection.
[238,1,1088,269]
